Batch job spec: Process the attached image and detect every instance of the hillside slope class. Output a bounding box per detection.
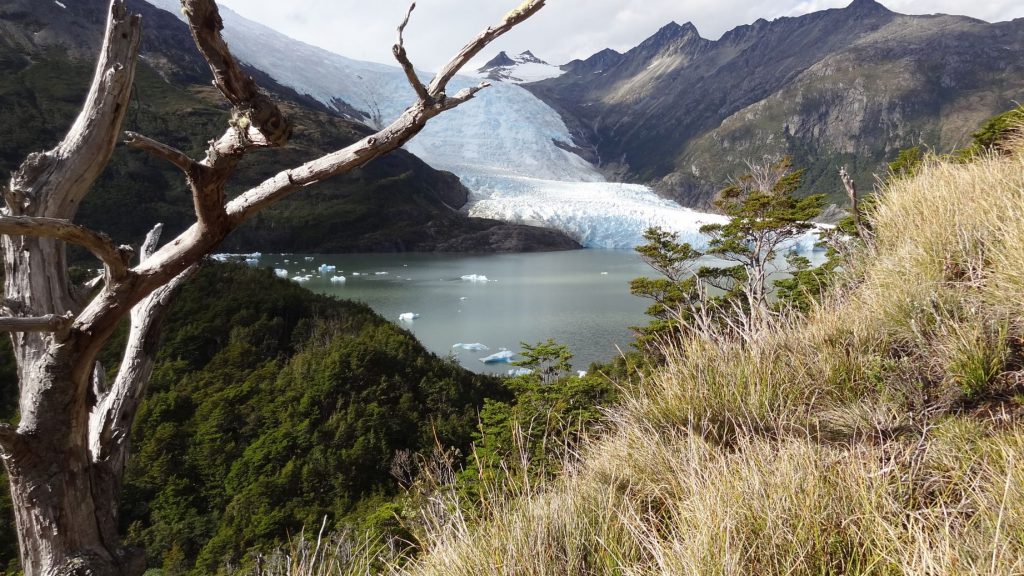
[528,0,1024,207]
[397,141,1024,572]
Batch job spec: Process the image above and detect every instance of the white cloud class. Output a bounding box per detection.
[219,0,1024,70]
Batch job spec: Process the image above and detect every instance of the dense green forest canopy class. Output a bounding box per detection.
[0,264,504,573]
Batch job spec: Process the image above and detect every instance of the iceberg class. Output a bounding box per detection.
[330,275,347,284]
[577,371,588,378]
[507,368,534,377]
[452,343,489,351]
[375,272,389,276]
[291,275,312,283]
[275,269,289,278]
[304,256,315,262]
[318,264,337,274]
[480,350,515,364]
[398,312,420,322]
[461,274,490,283]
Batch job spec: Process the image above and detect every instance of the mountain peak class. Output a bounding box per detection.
[517,50,548,65]
[654,21,701,38]
[476,50,562,83]
[478,51,516,72]
[845,0,892,14]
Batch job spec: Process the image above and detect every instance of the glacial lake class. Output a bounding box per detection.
[247,250,655,374]
[239,247,829,374]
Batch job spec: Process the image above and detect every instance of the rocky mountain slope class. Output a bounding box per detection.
[0,0,579,253]
[526,0,1024,206]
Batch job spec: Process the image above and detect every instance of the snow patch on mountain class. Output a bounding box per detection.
[476,50,565,83]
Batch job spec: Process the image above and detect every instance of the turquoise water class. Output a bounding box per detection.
[250,250,653,374]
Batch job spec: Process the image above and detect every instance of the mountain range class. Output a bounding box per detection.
[526,0,1024,205]
[2,0,1022,249]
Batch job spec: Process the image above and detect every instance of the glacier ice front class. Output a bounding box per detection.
[464,175,729,250]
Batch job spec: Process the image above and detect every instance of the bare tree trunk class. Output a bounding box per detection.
[0,0,545,573]
[839,166,863,236]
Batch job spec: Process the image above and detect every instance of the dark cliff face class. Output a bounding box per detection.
[527,0,1024,206]
[0,0,580,253]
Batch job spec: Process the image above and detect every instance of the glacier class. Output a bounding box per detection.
[144,0,773,250]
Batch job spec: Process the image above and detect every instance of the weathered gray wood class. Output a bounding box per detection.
[0,215,131,280]
[839,166,863,235]
[393,3,432,103]
[0,0,544,574]
[123,132,197,176]
[2,1,143,575]
[0,314,73,333]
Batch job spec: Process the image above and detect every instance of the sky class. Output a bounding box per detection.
[217,0,1024,71]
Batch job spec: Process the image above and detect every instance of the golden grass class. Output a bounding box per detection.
[292,144,1024,575]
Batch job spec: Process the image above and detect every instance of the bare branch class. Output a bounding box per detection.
[0,216,131,280]
[90,237,196,467]
[441,82,492,111]
[427,0,545,99]
[124,132,198,176]
[393,3,431,103]
[0,314,73,333]
[7,0,141,218]
[181,0,291,149]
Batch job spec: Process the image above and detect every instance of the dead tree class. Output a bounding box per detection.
[839,166,862,235]
[0,0,545,574]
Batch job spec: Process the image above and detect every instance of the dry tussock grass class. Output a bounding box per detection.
[276,141,1024,575]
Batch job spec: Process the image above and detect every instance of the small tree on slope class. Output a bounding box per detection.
[0,1,545,574]
[631,157,824,343]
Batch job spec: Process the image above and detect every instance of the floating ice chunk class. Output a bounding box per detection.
[375,272,388,276]
[275,269,289,278]
[600,272,609,275]
[398,312,420,322]
[291,275,312,283]
[318,264,337,274]
[508,368,533,377]
[330,275,347,284]
[459,297,468,301]
[305,257,315,262]
[453,343,489,351]
[352,272,361,276]
[461,274,490,283]
[55,1,67,8]
[245,258,259,266]
[577,371,588,378]
[480,350,515,364]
